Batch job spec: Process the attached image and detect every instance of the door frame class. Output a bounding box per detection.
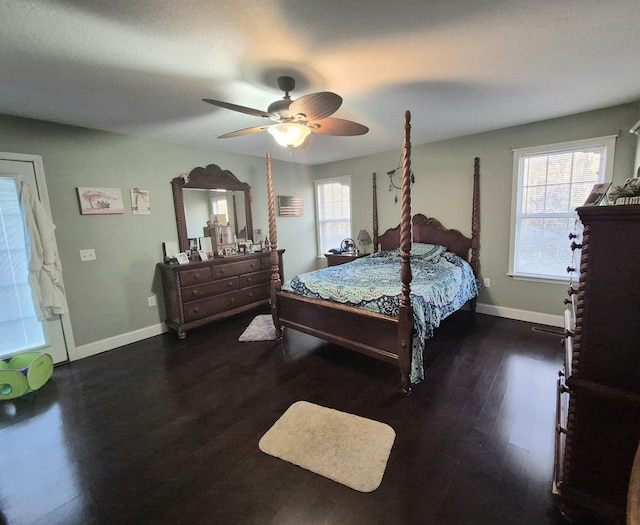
[0,151,77,361]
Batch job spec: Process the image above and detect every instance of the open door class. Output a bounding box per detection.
[0,153,72,364]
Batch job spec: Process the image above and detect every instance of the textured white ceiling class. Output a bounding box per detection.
[1,0,639,165]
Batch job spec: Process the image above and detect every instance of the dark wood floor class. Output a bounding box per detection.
[1,309,575,525]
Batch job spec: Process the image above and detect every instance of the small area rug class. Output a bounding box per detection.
[259,401,395,492]
[238,314,278,341]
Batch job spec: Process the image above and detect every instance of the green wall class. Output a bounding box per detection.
[0,115,315,347]
[312,102,639,320]
[1,101,637,352]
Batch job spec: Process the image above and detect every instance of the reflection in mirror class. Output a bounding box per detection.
[171,164,253,254]
[183,189,248,241]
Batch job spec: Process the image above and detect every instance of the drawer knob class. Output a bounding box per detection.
[228,281,233,287]
[193,307,199,313]
[570,241,582,251]
[192,290,199,296]
[194,273,200,279]
[247,277,252,283]
[229,297,235,303]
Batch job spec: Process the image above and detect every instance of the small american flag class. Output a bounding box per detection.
[278,195,304,217]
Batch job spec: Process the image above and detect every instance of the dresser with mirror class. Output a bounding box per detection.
[159,164,284,338]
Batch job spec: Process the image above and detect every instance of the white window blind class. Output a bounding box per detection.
[315,176,351,256]
[510,136,615,281]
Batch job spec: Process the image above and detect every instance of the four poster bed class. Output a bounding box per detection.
[265,111,480,393]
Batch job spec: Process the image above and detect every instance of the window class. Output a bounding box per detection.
[210,194,228,222]
[509,136,615,282]
[315,176,351,256]
[0,177,46,357]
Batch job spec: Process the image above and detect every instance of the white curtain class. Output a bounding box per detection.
[19,181,68,319]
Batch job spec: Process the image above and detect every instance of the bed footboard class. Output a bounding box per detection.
[278,291,412,391]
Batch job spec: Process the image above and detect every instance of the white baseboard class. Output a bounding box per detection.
[476,302,564,328]
[70,305,562,362]
[72,323,167,361]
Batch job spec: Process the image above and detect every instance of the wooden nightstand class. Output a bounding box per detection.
[325,252,369,267]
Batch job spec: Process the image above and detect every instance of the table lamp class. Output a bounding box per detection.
[356,229,372,254]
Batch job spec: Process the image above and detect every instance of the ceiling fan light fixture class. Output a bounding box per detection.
[268,123,311,148]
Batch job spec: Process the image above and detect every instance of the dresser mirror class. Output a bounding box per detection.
[171,164,253,253]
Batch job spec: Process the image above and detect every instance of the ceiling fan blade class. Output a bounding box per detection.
[289,92,342,121]
[218,125,270,138]
[203,99,272,119]
[308,118,369,136]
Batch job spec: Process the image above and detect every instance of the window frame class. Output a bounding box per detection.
[508,135,616,284]
[314,175,352,258]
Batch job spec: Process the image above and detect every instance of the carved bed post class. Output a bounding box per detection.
[470,157,480,313]
[398,111,413,395]
[266,152,282,337]
[372,173,379,252]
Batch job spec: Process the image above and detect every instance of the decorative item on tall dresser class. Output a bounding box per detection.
[265,111,481,394]
[555,205,640,525]
[609,177,640,205]
[171,164,253,254]
[582,182,611,206]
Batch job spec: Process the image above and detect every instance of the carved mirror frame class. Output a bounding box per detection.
[171,164,253,253]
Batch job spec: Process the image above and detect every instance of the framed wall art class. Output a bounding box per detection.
[131,188,151,215]
[277,195,304,217]
[77,187,124,215]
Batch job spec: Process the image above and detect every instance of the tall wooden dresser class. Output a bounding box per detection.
[159,250,283,338]
[556,205,640,524]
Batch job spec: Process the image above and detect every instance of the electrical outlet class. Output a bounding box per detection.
[147,295,157,307]
[483,278,491,288]
[79,249,96,261]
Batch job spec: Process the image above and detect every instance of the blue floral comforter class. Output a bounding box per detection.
[282,245,479,383]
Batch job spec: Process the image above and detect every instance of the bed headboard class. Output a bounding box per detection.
[372,157,479,276]
[377,214,473,261]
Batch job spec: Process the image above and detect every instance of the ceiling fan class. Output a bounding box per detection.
[203,76,369,149]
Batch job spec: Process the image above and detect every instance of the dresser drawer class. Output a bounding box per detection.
[235,258,263,275]
[183,291,241,322]
[181,277,238,303]
[241,283,270,305]
[239,269,271,288]
[179,266,212,286]
[211,258,262,279]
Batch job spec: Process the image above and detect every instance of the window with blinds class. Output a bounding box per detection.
[315,176,351,256]
[509,136,615,282]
